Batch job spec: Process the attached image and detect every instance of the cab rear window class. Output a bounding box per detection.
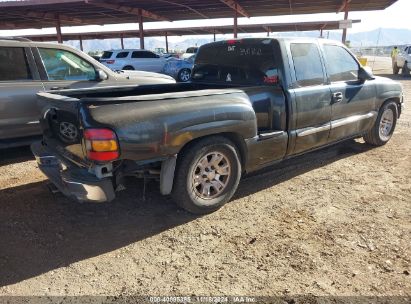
[192,39,280,85]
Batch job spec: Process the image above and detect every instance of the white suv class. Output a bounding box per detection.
[394,45,411,76]
[100,49,167,72]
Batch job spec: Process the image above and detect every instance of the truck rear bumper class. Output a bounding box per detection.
[31,141,115,203]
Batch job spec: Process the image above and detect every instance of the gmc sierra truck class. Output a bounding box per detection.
[31,38,404,214]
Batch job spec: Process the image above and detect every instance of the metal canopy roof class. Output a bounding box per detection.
[20,20,361,41]
[0,0,397,30]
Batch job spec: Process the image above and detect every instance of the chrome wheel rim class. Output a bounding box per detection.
[180,70,190,82]
[379,108,394,141]
[191,151,231,201]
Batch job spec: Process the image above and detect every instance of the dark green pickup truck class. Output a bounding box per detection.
[32,38,404,214]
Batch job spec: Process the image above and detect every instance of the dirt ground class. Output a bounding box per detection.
[0,57,410,299]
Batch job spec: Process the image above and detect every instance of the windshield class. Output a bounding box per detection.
[192,39,280,85]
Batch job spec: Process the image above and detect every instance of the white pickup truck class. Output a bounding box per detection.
[394,45,411,76]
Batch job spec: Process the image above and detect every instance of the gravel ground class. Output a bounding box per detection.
[0,57,410,299]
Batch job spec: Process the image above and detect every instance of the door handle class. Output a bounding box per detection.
[332,92,343,103]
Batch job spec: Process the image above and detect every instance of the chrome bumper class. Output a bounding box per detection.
[31,141,115,203]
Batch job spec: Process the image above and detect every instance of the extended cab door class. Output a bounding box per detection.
[288,42,332,154]
[321,43,376,142]
[0,46,44,140]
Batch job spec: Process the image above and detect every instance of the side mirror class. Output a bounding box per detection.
[358,66,374,81]
[97,69,108,81]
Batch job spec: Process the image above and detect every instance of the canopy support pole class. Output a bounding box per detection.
[165,32,169,53]
[138,8,144,49]
[55,14,62,43]
[233,3,238,38]
[342,0,349,44]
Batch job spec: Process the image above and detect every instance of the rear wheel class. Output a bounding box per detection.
[393,62,399,74]
[178,68,191,82]
[171,136,241,214]
[363,101,397,146]
[122,65,134,70]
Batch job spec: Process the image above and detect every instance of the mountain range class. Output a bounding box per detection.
[64,28,411,53]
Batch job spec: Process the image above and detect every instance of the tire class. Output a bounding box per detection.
[177,68,191,82]
[122,65,134,70]
[393,62,399,75]
[363,101,398,146]
[401,62,410,76]
[171,136,241,214]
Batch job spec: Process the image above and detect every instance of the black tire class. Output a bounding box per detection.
[393,62,399,75]
[122,65,134,70]
[171,136,241,214]
[177,68,191,82]
[363,101,398,146]
[401,62,410,76]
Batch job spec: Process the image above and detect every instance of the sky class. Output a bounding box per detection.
[0,0,410,42]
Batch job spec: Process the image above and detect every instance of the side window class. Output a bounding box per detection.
[39,48,96,81]
[116,51,129,58]
[323,45,359,82]
[408,48,411,55]
[0,47,33,81]
[290,43,325,87]
[132,51,158,59]
[131,51,143,58]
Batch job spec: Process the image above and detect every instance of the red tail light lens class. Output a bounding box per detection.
[105,60,115,64]
[84,128,119,162]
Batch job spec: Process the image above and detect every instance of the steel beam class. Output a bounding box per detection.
[86,1,169,21]
[219,0,250,18]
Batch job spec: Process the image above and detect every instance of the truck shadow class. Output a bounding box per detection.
[0,139,373,286]
[0,146,34,167]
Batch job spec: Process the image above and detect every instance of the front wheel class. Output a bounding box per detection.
[363,101,398,146]
[171,136,241,214]
[177,68,191,82]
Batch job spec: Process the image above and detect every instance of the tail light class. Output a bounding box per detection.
[84,128,119,162]
[105,60,115,64]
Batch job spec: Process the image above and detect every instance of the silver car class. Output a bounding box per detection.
[162,55,195,82]
[0,37,175,148]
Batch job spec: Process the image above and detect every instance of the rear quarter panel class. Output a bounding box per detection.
[86,90,258,161]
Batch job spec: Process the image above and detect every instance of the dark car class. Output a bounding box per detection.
[32,38,403,214]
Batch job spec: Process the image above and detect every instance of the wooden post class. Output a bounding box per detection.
[55,14,62,43]
[138,8,144,49]
[233,3,238,38]
[79,35,83,51]
[120,35,124,49]
[165,32,169,53]
[342,0,349,44]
